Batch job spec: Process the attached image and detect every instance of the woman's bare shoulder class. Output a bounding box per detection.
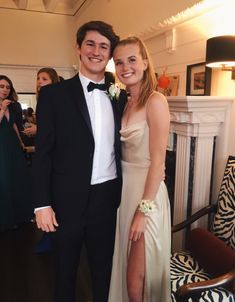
[146,91,168,111]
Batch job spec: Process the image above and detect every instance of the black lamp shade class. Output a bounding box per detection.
[206,35,235,67]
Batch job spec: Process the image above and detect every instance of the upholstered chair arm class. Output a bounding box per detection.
[172,204,217,233]
[175,269,235,302]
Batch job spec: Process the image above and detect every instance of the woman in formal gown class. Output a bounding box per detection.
[0,75,33,231]
[108,37,171,302]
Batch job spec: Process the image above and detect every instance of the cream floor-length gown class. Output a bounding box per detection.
[108,120,171,302]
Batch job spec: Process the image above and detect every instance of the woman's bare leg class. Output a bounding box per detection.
[127,235,145,302]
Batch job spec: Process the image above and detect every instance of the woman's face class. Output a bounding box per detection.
[36,72,52,92]
[113,44,147,88]
[0,79,11,100]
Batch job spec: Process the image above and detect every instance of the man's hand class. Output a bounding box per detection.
[35,207,59,232]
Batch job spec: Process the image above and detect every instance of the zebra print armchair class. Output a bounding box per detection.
[171,155,235,302]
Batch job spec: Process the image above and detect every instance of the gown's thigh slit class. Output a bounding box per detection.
[127,234,146,301]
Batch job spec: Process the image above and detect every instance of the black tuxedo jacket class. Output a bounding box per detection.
[32,74,126,224]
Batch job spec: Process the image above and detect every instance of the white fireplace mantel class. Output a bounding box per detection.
[168,96,231,125]
[167,96,234,250]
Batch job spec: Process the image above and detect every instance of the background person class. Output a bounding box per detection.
[23,107,36,149]
[0,75,33,231]
[23,67,59,138]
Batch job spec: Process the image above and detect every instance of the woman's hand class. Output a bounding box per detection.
[21,141,25,150]
[23,124,37,136]
[129,210,148,242]
[0,99,11,111]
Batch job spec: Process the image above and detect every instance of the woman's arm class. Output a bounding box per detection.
[142,92,170,199]
[13,122,25,149]
[129,92,170,241]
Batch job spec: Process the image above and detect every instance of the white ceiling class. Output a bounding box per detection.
[0,0,88,16]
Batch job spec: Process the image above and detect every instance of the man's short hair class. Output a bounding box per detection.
[76,20,120,56]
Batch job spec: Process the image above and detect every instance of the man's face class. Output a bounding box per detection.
[77,30,111,81]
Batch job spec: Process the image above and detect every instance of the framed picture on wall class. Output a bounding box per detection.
[186,62,211,96]
[156,73,180,96]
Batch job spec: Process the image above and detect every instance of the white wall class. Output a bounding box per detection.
[0,8,77,67]
[144,1,235,96]
[0,65,76,93]
[0,8,78,92]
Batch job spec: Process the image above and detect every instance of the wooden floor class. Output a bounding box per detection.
[0,222,92,302]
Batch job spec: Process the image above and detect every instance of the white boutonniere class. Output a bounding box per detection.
[107,83,121,101]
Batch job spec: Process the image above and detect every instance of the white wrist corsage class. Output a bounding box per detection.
[138,199,156,216]
[107,83,121,101]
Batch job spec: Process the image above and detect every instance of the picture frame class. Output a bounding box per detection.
[155,73,179,96]
[186,62,211,96]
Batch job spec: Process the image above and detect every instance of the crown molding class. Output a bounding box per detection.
[138,0,226,41]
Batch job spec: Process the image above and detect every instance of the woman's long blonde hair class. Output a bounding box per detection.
[115,36,156,107]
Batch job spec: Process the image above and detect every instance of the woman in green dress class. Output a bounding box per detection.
[0,75,33,231]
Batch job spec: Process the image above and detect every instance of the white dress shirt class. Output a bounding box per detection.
[79,73,117,184]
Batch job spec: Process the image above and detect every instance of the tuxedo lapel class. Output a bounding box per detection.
[109,96,120,143]
[105,75,127,145]
[68,75,93,135]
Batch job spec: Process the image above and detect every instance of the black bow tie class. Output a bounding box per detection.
[87,82,107,92]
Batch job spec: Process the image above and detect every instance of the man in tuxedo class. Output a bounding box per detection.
[33,21,124,302]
